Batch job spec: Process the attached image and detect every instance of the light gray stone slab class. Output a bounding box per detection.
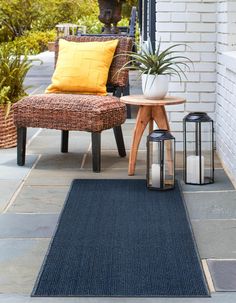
[101,135,147,151]
[24,80,51,87]
[76,168,146,179]
[0,239,49,294]
[0,152,17,165]
[36,85,49,94]
[191,220,236,259]
[185,191,236,220]
[2,293,236,303]
[26,85,49,95]
[84,151,146,170]
[7,185,68,214]
[0,147,16,156]
[38,128,91,137]
[0,155,38,180]
[0,214,58,238]
[25,170,84,186]
[0,180,22,212]
[207,260,236,291]
[34,153,85,170]
[178,169,235,192]
[25,167,145,186]
[26,128,41,141]
[28,134,90,155]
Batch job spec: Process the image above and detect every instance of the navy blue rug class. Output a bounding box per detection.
[32,179,209,297]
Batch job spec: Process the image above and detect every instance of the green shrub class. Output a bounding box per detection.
[77,16,130,35]
[122,0,138,18]
[77,15,102,34]
[0,45,32,116]
[0,0,137,40]
[2,30,56,55]
[0,0,99,40]
[0,0,40,39]
[0,0,139,55]
[117,18,130,27]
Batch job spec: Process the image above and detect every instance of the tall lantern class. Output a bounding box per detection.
[183,112,214,185]
[147,129,175,190]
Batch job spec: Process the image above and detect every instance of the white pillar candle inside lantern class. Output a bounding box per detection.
[151,164,160,187]
[147,130,175,190]
[187,155,204,184]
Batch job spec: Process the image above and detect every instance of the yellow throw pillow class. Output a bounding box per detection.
[45,39,119,95]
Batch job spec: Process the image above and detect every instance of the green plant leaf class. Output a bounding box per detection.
[115,38,193,82]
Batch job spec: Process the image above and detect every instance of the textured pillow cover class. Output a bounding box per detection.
[45,39,119,95]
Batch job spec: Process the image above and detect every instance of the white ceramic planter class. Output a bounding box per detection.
[142,74,169,100]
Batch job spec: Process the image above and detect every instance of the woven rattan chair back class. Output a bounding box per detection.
[54,36,133,88]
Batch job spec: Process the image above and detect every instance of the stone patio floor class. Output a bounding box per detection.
[0,52,236,303]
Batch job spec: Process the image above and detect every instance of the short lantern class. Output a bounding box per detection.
[183,112,214,185]
[147,129,175,190]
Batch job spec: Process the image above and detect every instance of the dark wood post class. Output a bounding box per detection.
[149,0,156,52]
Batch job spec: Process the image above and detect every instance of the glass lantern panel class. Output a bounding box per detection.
[148,141,162,188]
[185,121,213,184]
[200,121,214,183]
[185,122,199,184]
[163,139,175,189]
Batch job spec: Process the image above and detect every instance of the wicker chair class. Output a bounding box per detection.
[13,36,133,172]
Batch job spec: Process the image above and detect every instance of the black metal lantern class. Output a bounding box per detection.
[183,112,214,185]
[147,129,175,190]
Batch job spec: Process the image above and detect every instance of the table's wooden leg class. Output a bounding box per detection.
[149,120,154,133]
[151,106,170,130]
[129,106,151,176]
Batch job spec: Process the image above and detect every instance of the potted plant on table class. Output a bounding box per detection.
[117,39,192,100]
[0,45,32,148]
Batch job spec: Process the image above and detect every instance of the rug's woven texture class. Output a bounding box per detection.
[32,179,209,297]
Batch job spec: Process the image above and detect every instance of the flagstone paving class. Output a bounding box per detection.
[0,51,236,302]
[207,260,236,291]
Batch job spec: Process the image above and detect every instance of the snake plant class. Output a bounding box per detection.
[117,38,192,82]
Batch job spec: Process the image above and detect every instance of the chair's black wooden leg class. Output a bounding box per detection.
[61,130,69,153]
[123,82,131,119]
[114,85,131,119]
[113,126,126,157]
[91,132,101,173]
[113,87,122,98]
[17,127,27,166]
[123,82,130,96]
[126,104,132,119]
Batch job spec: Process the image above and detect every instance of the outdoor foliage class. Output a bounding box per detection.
[77,15,129,35]
[0,0,137,54]
[3,30,56,55]
[0,0,40,40]
[77,15,102,35]
[0,45,32,116]
[0,0,98,41]
[122,0,138,18]
[33,0,98,32]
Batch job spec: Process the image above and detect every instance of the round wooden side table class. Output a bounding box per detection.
[120,95,186,176]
